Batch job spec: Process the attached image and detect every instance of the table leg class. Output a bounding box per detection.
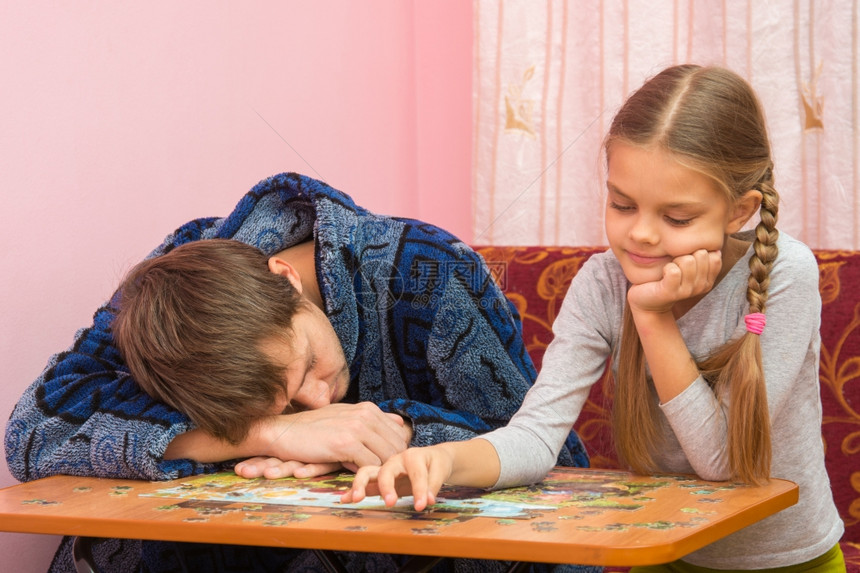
[312,549,351,573]
[72,536,100,573]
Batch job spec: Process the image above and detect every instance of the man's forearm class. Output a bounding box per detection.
[164,429,251,462]
[163,404,411,465]
[163,418,276,463]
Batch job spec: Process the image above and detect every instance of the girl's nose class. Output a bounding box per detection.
[629,216,659,244]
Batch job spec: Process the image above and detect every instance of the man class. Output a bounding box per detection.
[6,173,589,572]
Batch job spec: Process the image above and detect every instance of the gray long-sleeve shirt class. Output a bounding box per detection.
[483,231,844,568]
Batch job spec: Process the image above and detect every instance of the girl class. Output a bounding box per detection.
[343,65,846,571]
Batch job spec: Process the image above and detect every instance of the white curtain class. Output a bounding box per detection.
[472,0,859,250]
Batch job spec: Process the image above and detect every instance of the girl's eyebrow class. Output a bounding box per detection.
[607,181,705,210]
[606,182,630,199]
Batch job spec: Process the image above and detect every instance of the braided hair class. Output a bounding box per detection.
[608,65,777,484]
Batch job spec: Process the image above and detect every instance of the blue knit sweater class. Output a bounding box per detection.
[5,174,592,572]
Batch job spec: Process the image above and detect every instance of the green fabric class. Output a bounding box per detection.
[629,543,844,572]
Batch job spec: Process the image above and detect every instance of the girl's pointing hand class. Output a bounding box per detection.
[341,445,455,511]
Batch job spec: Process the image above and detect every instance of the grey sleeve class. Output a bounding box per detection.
[482,254,623,488]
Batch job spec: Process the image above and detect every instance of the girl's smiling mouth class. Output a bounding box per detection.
[626,251,671,266]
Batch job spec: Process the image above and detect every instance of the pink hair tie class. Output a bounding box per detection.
[744,313,766,335]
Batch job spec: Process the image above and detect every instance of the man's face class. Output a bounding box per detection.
[262,304,350,413]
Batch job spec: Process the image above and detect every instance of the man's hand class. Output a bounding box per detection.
[234,402,412,479]
[341,445,456,511]
[627,249,722,313]
[234,459,348,479]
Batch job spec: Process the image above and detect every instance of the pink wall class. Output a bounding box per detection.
[0,2,472,569]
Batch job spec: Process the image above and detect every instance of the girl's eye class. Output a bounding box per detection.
[608,201,634,212]
[665,215,693,226]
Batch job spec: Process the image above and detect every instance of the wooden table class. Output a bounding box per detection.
[0,467,797,571]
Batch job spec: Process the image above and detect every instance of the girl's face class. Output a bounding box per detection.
[605,142,736,286]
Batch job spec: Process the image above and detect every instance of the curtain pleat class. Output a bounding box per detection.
[472,0,860,250]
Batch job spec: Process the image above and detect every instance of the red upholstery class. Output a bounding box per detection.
[476,246,860,570]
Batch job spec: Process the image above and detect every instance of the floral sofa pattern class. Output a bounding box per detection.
[476,246,860,571]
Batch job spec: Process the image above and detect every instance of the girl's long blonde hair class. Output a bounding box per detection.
[608,65,778,484]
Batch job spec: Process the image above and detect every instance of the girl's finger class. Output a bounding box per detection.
[376,460,407,507]
[405,456,432,511]
[342,466,378,503]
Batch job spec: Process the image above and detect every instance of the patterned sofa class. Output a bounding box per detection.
[475,246,860,571]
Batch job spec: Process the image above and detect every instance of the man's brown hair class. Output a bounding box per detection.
[112,239,304,444]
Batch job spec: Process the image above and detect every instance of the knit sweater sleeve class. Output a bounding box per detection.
[4,217,232,481]
[5,173,321,482]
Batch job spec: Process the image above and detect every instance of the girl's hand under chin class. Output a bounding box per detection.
[627,249,722,314]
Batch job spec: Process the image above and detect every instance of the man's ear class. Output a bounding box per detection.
[267,256,303,294]
[726,190,763,234]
